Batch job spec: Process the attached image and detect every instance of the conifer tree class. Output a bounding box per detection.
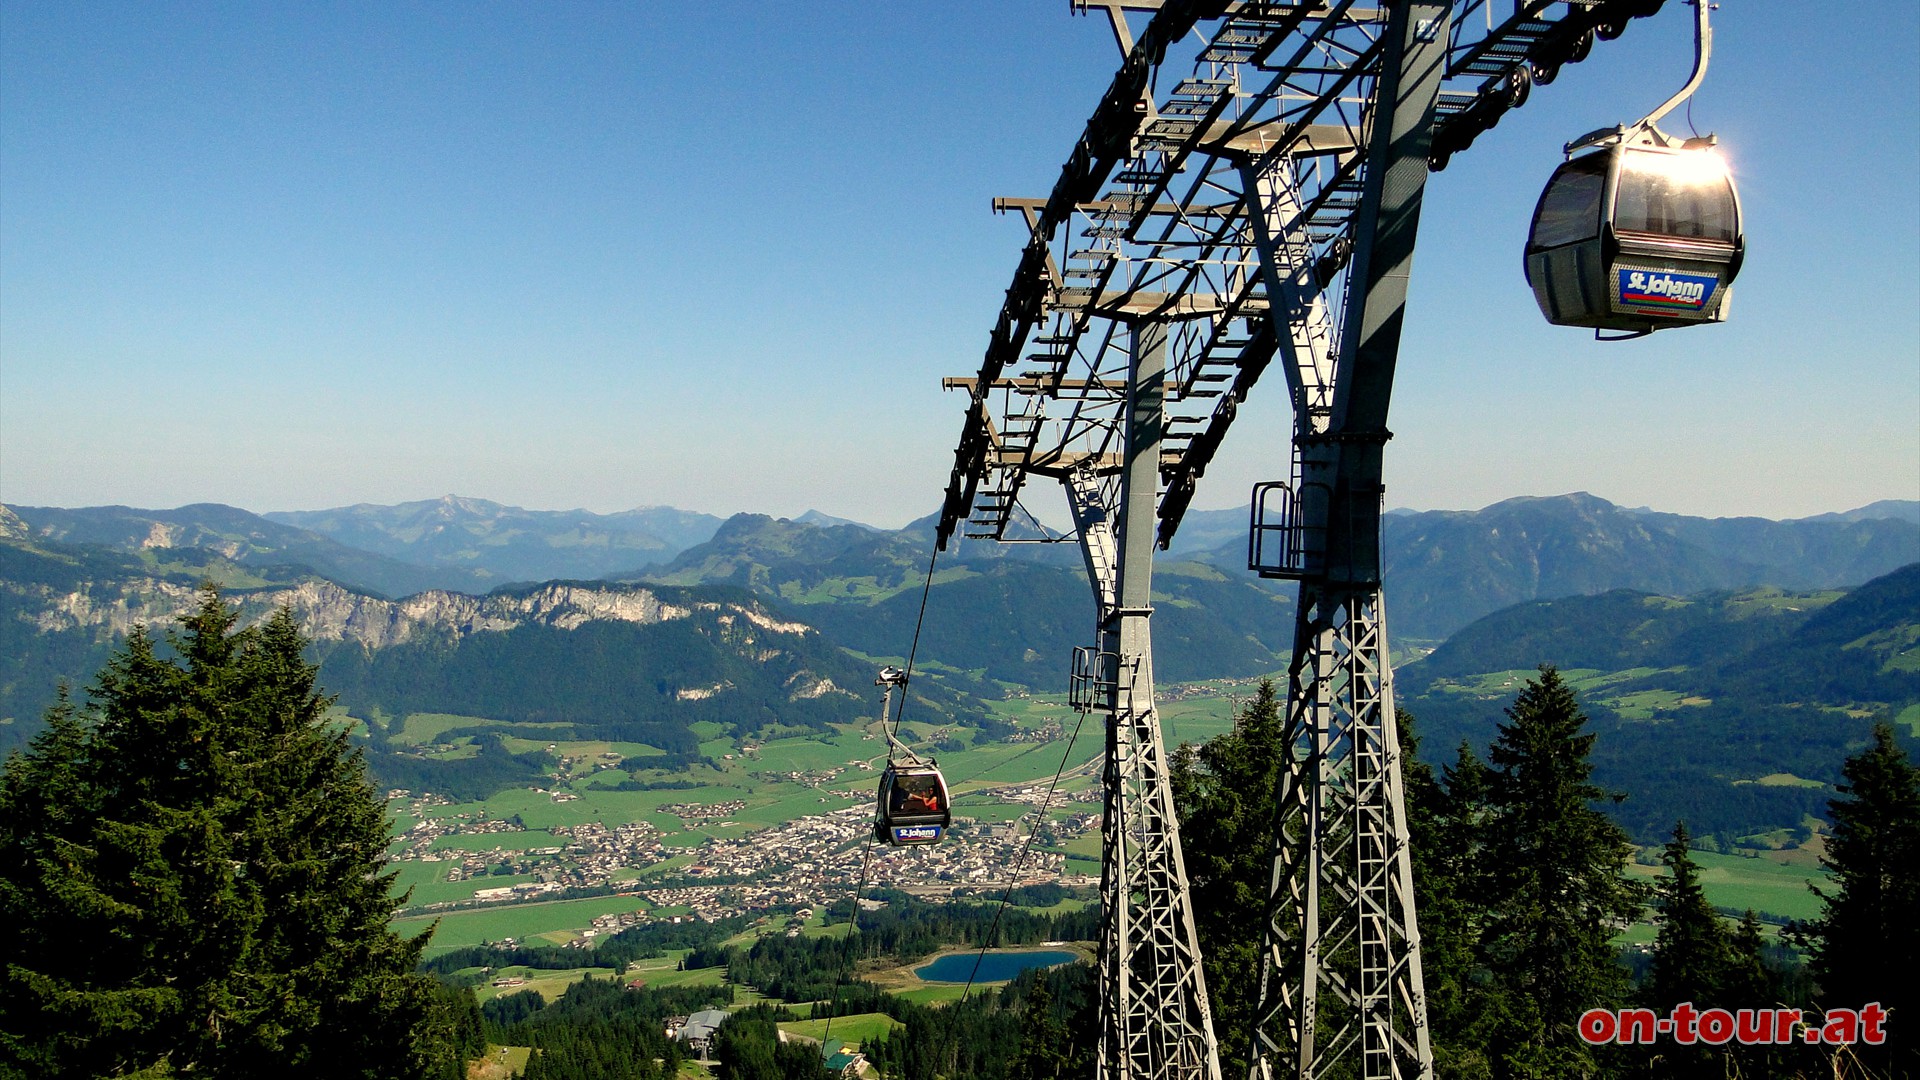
[1643,821,1733,1080]
[1418,737,1501,1079]
[1168,678,1285,1076]
[1720,909,1774,1010]
[1721,909,1790,1080]
[1007,979,1070,1080]
[0,587,457,1079]
[1646,822,1730,1011]
[1476,666,1645,1079]
[1804,722,1919,1077]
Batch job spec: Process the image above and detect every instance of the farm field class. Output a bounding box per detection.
[626,952,730,990]
[469,1044,534,1080]
[473,965,619,1004]
[464,953,725,1006]
[396,894,654,953]
[887,983,980,1005]
[392,862,542,907]
[1626,847,1828,923]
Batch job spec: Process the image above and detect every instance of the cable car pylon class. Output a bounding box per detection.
[1067,321,1221,1080]
[933,3,1683,1077]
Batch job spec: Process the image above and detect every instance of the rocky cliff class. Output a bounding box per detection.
[16,575,817,651]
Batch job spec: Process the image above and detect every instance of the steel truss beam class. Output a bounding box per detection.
[1243,3,1448,1074]
[935,0,1662,557]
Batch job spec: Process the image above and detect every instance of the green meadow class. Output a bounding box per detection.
[474,966,620,1004]
[392,862,542,907]
[397,894,654,953]
[1626,848,1827,923]
[778,1012,905,1047]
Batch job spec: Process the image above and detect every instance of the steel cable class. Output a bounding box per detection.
[955,706,1090,1007]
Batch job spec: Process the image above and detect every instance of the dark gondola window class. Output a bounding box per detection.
[1613,151,1737,242]
[890,772,944,814]
[1530,154,1609,250]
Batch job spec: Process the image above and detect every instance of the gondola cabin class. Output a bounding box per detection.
[874,763,951,846]
[1525,133,1743,335]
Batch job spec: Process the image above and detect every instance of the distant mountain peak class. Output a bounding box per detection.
[258,501,726,585]
[419,494,506,516]
[1797,500,1920,526]
[1482,491,1613,513]
[794,509,880,531]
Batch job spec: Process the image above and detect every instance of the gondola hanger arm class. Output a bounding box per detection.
[875,666,930,768]
[1639,0,1713,135]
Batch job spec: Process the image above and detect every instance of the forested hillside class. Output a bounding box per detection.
[1399,564,1920,840]
[0,533,997,800]
[650,495,1916,648]
[629,510,1297,685]
[1372,493,1918,638]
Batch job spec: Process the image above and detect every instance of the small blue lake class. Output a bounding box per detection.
[915,949,1079,984]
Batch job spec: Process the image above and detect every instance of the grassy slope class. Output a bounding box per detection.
[778,1012,905,1048]
[1625,848,1827,923]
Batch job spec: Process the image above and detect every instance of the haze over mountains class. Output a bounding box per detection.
[266,497,726,585]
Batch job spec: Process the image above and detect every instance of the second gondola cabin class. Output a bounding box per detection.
[1525,128,1743,335]
[874,763,951,846]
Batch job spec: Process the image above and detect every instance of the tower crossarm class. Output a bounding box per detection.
[938,0,1662,551]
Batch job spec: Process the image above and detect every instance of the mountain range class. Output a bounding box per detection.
[264,496,724,586]
[6,497,728,598]
[1371,493,1920,638]
[10,494,1913,644]
[6,493,1914,692]
[0,528,991,793]
[3,493,1915,840]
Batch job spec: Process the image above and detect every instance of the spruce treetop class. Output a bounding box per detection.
[0,586,457,1079]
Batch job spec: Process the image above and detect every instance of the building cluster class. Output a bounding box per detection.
[982,781,1100,812]
[549,819,671,881]
[1004,719,1066,743]
[389,808,536,882]
[387,797,676,895]
[387,792,1099,923]
[659,799,747,821]
[647,803,1089,898]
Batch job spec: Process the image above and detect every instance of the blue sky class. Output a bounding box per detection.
[3,2,1915,528]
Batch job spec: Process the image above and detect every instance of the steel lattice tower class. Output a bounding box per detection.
[933,3,1671,1077]
[1070,322,1221,1080]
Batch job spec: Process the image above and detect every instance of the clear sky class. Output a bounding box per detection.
[3,2,1915,528]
